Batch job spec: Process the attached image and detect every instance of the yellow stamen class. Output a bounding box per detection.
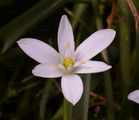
[63,57,74,69]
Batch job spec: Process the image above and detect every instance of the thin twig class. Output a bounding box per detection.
[127,0,139,29]
[107,0,116,28]
[90,92,121,111]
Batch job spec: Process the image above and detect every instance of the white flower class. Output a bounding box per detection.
[128,90,139,104]
[17,15,116,105]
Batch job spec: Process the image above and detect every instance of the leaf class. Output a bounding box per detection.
[0,0,67,53]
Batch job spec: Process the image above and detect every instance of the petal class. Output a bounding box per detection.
[75,29,116,61]
[61,75,83,105]
[17,38,60,64]
[58,15,75,57]
[32,64,63,78]
[128,90,139,104]
[74,61,111,74]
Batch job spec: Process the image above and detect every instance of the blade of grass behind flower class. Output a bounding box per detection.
[70,2,89,30]
[64,7,89,31]
[118,0,131,119]
[118,0,131,101]
[52,104,63,120]
[126,0,139,118]
[0,0,67,53]
[63,99,72,120]
[91,0,115,119]
[39,79,53,120]
[0,55,24,106]
[127,0,139,88]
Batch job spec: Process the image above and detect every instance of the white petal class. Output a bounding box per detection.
[32,64,63,78]
[74,61,111,74]
[128,90,139,104]
[61,75,83,105]
[58,15,75,57]
[75,29,116,61]
[17,38,60,64]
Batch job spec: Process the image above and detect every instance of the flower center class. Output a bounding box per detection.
[63,57,74,69]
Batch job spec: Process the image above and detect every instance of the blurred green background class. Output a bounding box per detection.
[0,0,139,119]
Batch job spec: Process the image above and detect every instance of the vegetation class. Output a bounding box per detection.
[0,0,139,119]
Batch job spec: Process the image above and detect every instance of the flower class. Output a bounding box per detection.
[17,15,116,105]
[128,90,139,104]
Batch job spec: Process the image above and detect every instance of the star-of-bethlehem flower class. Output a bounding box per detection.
[128,90,139,104]
[17,15,116,105]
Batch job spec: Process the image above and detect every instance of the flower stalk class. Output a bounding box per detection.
[64,99,72,120]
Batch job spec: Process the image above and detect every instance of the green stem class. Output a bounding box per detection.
[72,74,90,120]
[63,98,72,120]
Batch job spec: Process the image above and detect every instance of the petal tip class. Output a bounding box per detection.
[31,65,41,77]
[65,97,80,106]
[17,39,26,48]
[127,94,132,101]
[61,14,67,19]
[60,15,68,23]
[107,29,116,37]
[32,67,37,76]
[17,40,19,44]
[102,29,116,39]
[17,38,30,45]
[108,65,112,69]
[71,101,78,106]
[127,90,139,104]
[17,39,23,45]
[64,92,82,106]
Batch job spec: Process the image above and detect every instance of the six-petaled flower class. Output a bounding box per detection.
[17,15,116,105]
